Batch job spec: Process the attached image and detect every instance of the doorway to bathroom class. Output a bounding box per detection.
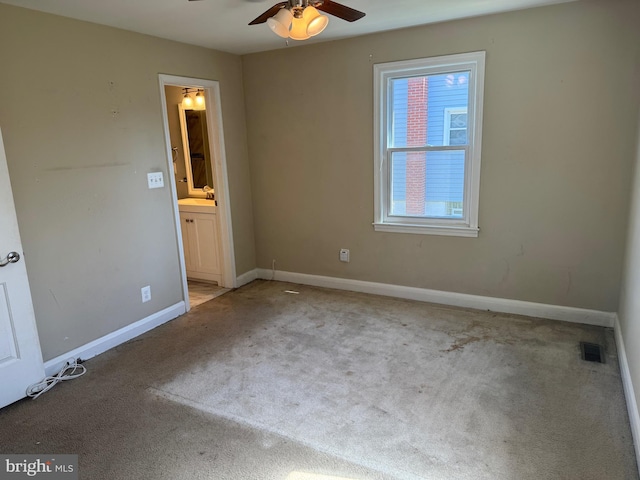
[158,75,235,311]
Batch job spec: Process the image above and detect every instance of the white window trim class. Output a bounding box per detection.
[373,51,486,237]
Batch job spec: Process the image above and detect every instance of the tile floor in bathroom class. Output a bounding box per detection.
[187,280,229,308]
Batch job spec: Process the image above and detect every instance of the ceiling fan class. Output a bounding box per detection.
[249,0,365,25]
[248,0,366,41]
[187,0,365,41]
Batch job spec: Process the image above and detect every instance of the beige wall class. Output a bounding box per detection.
[0,4,256,361]
[618,110,640,422]
[242,0,640,312]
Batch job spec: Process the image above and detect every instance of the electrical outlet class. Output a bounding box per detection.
[339,249,350,263]
[141,285,151,303]
[65,357,76,367]
[147,172,164,189]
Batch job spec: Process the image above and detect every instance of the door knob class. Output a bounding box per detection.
[0,251,20,267]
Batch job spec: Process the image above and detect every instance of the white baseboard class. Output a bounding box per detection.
[256,269,615,327]
[236,268,258,288]
[614,315,640,476]
[44,302,186,376]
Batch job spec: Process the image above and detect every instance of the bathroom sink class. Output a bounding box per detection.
[178,197,216,213]
[178,198,214,207]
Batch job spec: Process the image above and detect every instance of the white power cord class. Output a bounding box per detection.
[26,359,86,399]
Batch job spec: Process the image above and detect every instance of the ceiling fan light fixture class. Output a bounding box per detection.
[267,8,293,38]
[289,16,310,41]
[249,1,365,41]
[303,6,328,37]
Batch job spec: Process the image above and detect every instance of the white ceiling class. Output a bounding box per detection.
[1,0,576,55]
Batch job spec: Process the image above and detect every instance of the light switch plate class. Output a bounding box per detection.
[147,172,164,189]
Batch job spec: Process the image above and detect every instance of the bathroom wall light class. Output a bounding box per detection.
[182,88,205,110]
[194,90,205,109]
[182,91,194,109]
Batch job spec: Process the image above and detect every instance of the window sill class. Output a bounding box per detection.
[373,222,479,237]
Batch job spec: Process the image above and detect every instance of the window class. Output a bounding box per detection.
[444,107,468,146]
[373,51,485,237]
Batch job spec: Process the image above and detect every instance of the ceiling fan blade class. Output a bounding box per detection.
[316,1,365,22]
[249,2,288,25]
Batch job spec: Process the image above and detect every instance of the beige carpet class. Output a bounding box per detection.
[0,280,637,479]
[153,280,636,479]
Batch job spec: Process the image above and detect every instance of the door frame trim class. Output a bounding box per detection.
[158,75,237,309]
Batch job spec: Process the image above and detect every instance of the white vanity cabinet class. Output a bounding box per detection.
[177,199,221,284]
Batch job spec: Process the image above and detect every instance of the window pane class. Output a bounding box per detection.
[450,113,467,128]
[449,129,467,145]
[390,150,465,218]
[389,72,470,148]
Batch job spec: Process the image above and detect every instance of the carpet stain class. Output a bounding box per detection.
[444,320,518,352]
[443,335,488,352]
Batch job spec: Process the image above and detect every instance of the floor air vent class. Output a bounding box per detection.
[580,342,604,363]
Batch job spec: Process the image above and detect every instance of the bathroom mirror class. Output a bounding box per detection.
[178,104,214,197]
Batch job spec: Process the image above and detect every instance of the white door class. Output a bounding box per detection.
[0,128,44,409]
